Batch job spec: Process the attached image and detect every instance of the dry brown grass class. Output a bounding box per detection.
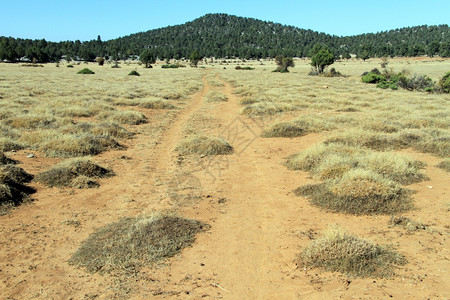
[437,158,450,172]
[0,63,204,161]
[298,225,407,278]
[35,158,114,188]
[0,157,35,213]
[176,135,233,156]
[69,213,210,273]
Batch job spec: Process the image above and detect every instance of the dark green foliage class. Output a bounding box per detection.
[189,50,202,67]
[310,44,334,74]
[139,49,156,68]
[96,57,105,66]
[273,55,294,72]
[398,74,434,91]
[362,72,386,84]
[69,214,210,273]
[161,64,179,68]
[77,68,95,74]
[235,66,254,70]
[128,70,140,76]
[67,64,74,68]
[437,72,450,93]
[1,16,449,62]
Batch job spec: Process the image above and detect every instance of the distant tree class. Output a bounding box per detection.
[310,44,334,74]
[342,52,351,60]
[274,55,294,72]
[440,41,450,57]
[426,41,440,57]
[140,49,155,68]
[96,57,105,66]
[189,50,202,67]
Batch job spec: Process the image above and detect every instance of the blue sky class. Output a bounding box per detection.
[1,0,449,42]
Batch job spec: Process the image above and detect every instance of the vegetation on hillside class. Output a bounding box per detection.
[1,14,449,62]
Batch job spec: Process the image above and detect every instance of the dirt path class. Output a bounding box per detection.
[144,74,450,299]
[1,71,449,299]
[145,75,325,298]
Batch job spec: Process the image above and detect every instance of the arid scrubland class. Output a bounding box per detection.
[0,62,203,211]
[0,57,449,298]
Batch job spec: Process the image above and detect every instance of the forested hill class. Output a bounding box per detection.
[1,13,449,62]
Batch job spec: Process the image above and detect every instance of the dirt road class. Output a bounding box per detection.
[1,71,448,299]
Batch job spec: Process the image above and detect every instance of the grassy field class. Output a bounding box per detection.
[0,57,449,298]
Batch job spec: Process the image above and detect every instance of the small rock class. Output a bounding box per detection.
[26,154,35,158]
[427,185,433,189]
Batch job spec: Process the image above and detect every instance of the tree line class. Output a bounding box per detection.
[1,14,449,63]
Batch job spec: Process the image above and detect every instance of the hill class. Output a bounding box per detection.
[1,13,449,62]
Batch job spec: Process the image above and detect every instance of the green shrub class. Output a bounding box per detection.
[235,66,254,70]
[438,71,450,93]
[398,74,434,91]
[67,64,74,68]
[362,72,386,84]
[298,225,407,278]
[161,64,179,69]
[77,68,95,75]
[128,70,140,76]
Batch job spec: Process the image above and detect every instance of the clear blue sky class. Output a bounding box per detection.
[1,0,449,42]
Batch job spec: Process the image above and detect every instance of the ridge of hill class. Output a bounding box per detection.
[1,13,449,62]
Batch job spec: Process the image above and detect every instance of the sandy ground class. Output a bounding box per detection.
[0,72,449,299]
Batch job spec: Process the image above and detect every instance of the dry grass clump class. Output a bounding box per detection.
[285,143,367,172]
[60,122,133,139]
[389,216,427,232]
[98,110,147,125]
[297,225,407,278]
[69,213,210,273]
[4,114,58,129]
[176,135,233,156]
[325,128,399,151]
[0,160,35,213]
[138,99,176,109]
[241,101,297,116]
[113,98,176,109]
[262,117,335,138]
[205,91,228,102]
[413,133,450,158]
[35,158,114,188]
[296,169,413,215]
[0,137,23,152]
[361,152,427,185]
[38,134,122,157]
[89,122,133,139]
[362,120,402,133]
[0,153,16,165]
[437,158,450,172]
